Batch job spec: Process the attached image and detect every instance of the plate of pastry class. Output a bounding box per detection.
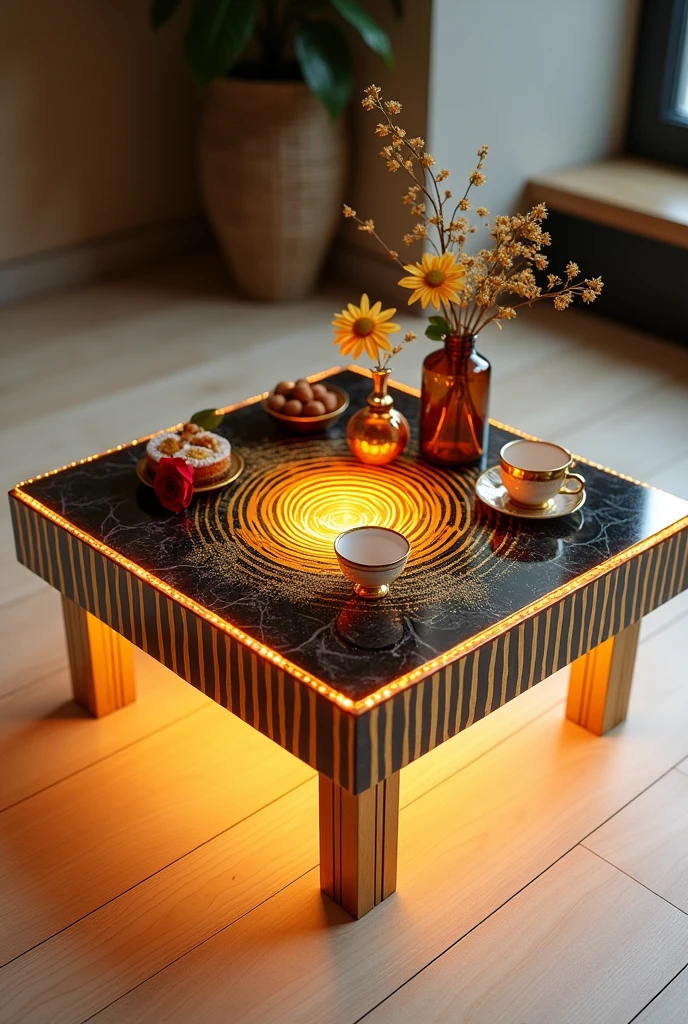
[136,421,244,493]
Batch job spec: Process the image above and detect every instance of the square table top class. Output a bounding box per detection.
[11,368,688,712]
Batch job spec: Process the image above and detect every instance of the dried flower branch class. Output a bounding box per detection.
[341,84,603,340]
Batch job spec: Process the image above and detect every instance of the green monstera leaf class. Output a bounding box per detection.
[294,19,354,119]
[184,0,259,84]
[330,0,393,68]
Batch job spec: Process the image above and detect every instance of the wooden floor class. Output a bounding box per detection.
[1,254,688,1024]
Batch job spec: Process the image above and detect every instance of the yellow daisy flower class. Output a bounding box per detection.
[332,294,400,361]
[398,252,466,309]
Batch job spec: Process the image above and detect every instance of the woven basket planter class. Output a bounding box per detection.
[199,78,348,301]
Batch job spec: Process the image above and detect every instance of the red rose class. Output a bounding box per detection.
[154,457,194,512]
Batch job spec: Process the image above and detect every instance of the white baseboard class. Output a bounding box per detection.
[0,215,212,306]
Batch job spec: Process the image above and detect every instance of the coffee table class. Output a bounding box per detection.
[9,368,688,918]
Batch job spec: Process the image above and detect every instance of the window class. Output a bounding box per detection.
[627,0,688,165]
[675,7,688,118]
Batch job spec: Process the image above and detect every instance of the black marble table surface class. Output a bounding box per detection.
[19,369,688,701]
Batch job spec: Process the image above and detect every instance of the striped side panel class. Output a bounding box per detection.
[357,525,688,789]
[10,496,688,793]
[10,496,357,792]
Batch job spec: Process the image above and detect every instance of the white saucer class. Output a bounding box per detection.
[476,465,586,520]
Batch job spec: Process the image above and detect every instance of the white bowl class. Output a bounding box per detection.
[334,526,410,600]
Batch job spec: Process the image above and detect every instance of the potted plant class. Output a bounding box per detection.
[151,0,403,300]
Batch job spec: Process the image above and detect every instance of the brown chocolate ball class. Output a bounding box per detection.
[267,393,287,412]
[311,383,329,401]
[291,381,313,404]
[274,381,295,396]
[322,390,339,412]
[303,400,326,417]
[283,398,303,416]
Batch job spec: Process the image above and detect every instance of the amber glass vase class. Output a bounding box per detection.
[347,369,410,466]
[420,334,491,466]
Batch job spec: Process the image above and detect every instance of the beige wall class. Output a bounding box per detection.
[428,0,640,219]
[335,0,433,295]
[0,0,639,284]
[336,0,638,299]
[0,0,199,263]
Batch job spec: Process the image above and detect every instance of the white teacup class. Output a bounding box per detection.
[334,526,410,599]
[499,439,585,509]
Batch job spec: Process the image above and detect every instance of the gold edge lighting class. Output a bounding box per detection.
[11,363,673,499]
[10,364,688,717]
[351,365,676,494]
[9,485,688,716]
[11,368,349,490]
[9,487,356,712]
[358,514,688,708]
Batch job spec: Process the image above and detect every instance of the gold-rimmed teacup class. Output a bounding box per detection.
[334,526,410,599]
[499,439,585,509]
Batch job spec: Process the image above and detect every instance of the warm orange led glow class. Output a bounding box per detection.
[246,461,403,571]
[11,364,688,715]
[12,484,688,713]
[228,454,477,577]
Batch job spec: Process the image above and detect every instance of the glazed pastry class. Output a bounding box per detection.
[146,427,231,485]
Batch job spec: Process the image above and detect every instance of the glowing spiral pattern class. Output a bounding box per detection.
[235,458,428,574]
[192,440,519,609]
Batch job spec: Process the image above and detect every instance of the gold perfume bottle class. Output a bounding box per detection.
[347,369,410,466]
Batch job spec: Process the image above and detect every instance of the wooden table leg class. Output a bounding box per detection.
[62,595,136,717]
[319,771,399,919]
[566,619,641,735]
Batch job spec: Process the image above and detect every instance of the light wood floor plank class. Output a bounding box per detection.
[0,702,314,966]
[86,616,688,1024]
[0,257,578,429]
[0,668,572,1023]
[648,452,688,500]
[0,588,66,698]
[365,846,688,1024]
[639,587,688,640]
[2,257,688,1022]
[490,347,670,446]
[584,769,688,914]
[0,258,345,425]
[0,617,672,1020]
[0,562,45,617]
[634,966,688,1024]
[0,651,207,811]
[0,779,319,1024]
[558,379,688,483]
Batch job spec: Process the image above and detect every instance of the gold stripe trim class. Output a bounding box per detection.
[333,706,341,788]
[181,606,191,685]
[14,501,29,567]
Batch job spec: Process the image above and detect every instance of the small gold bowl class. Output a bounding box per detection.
[262,385,349,434]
